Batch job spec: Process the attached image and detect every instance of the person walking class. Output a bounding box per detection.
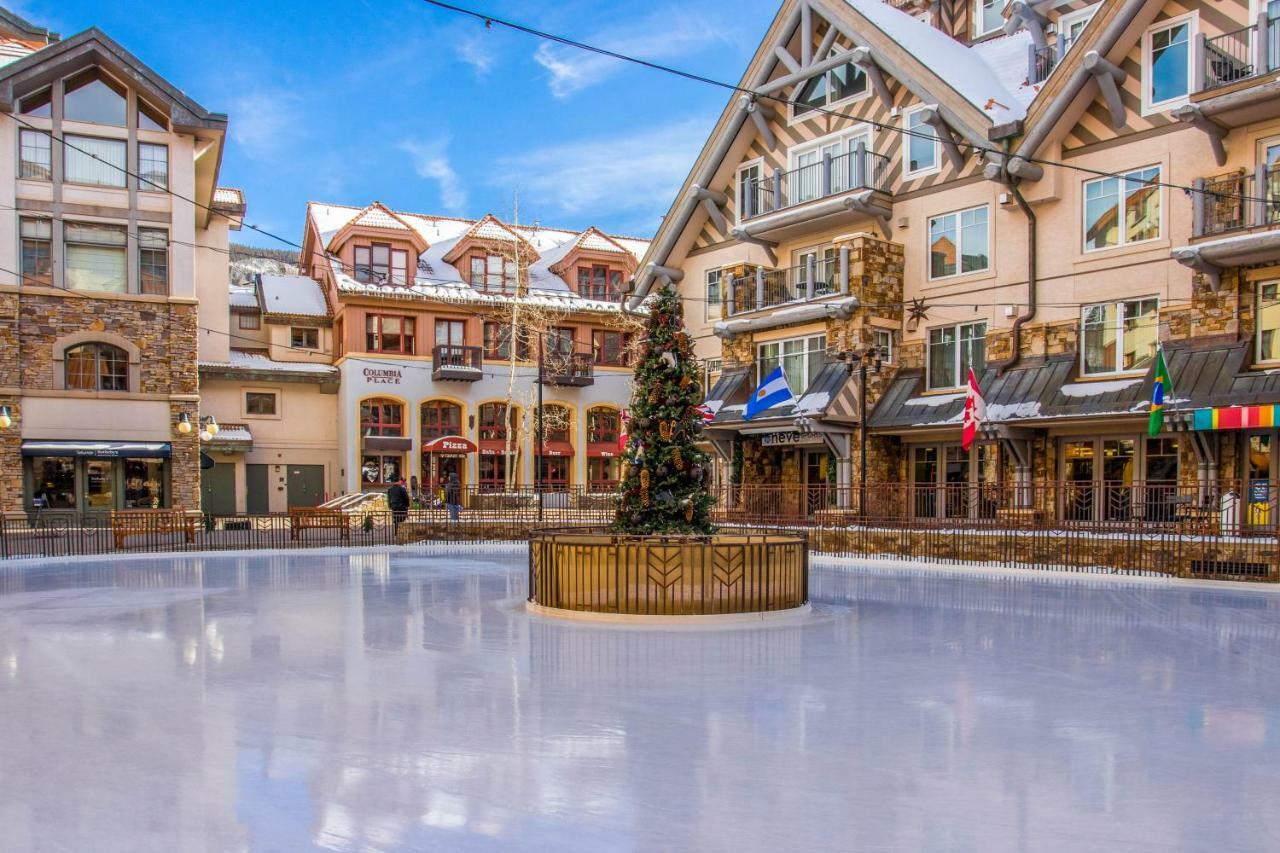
[445,471,462,522]
[386,476,410,528]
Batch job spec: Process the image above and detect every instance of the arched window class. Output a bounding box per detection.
[421,400,462,442]
[63,68,127,126]
[64,343,128,391]
[478,402,517,442]
[587,407,620,445]
[360,398,403,436]
[538,405,571,444]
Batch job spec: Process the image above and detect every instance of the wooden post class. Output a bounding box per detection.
[1255,163,1268,227]
[805,255,816,300]
[772,167,784,211]
[854,141,867,188]
[1192,177,1206,237]
[1193,32,1206,93]
[839,246,850,294]
[1256,12,1269,76]
[821,151,832,198]
[755,266,765,311]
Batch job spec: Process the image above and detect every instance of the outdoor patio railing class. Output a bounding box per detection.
[4,481,1279,581]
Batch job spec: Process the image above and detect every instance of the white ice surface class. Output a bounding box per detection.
[1,548,1278,852]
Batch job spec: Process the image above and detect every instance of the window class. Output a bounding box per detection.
[479,402,515,442]
[1145,16,1193,111]
[469,253,516,292]
[929,206,989,279]
[538,405,572,443]
[361,454,402,486]
[578,265,622,301]
[588,458,621,491]
[238,313,261,330]
[794,54,867,117]
[705,357,723,393]
[421,401,462,441]
[547,327,575,358]
[64,343,128,392]
[1084,166,1161,251]
[365,314,415,354]
[138,143,168,191]
[1082,298,1159,375]
[354,244,390,285]
[19,217,51,285]
[975,0,1008,38]
[592,330,630,366]
[484,321,528,360]
[291,327,319,349]
[360,399,404,436]
[587,407,620,445]
[789,129,873,203]
[737,161,762,220]
[138,99,167,131]
[1060,4,1099,43]
[1259,282,1280,362]
[479,455,513,491]
[245,391,278,416]
[63,68,126,126]
[138,228,168,295]
[793,246,839,297]
[705,269,723,321]
[18,129,50,180]
[874,329,894,364]
[64,135,126,187]
[928,322,986,390]
[757,334,827,394]
[391,249,408,285]
[65,222,127,292]
[435,319,465,349]
[18,88,51,118]
[904,107,939,176]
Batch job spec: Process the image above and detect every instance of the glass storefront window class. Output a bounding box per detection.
[84,460,115,511]
[362,454,402,486]
[124,458,166,509]
[30,457,75,509]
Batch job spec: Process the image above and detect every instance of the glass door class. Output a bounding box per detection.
[1100,438,1136,521]
[911,446,938,519]
[804,450,832,515]
[1063,441,1095,521]
[943,446,969,518]
[1245,433,1275,531]
[793,149,820,204]
[83,460,116,514]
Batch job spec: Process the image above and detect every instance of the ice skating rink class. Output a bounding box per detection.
[1,546,1278,852]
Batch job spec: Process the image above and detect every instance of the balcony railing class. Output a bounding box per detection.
[541,351,594,387]
[1193,164,1280,237]
[432,344,483,382]
[1029,30,1080,85]
[1202,14,1280,91]
[742,146,890,221]
[726,253,849,316]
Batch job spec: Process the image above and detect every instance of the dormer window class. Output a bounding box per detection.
[63,68,127,126]
[354,243,409,285]
[577,265,623,301]
[794,54,867,117]
[975,0,1008,39]
[469,252,517,293]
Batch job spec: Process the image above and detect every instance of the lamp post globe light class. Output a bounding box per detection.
[0,405,11,430]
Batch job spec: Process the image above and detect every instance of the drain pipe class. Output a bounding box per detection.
[1001,144,1037,375]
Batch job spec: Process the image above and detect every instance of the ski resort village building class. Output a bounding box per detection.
[640,0,1280,524]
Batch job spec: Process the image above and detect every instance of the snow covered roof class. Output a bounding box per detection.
[200,350,337,377]
[844,0,1029,123]
[350,202,411,232]
[228,285,258,310]
[306,201,651,314]
[258,274,329,317]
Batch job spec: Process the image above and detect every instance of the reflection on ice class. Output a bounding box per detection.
[0,549,1279,852]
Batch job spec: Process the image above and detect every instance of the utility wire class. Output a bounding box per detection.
[419,0,1278,204]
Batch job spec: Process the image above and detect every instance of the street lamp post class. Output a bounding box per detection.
[536,333,544,524]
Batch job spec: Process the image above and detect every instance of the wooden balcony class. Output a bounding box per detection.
[432,345,483,382]
[540,352,594,387]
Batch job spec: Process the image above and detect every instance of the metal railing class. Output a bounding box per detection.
[726,250,849,316]
[1193,164,1280,237]
[1202,15,1279,91]
[540,351,594,386]
[431,344,483,380]
[1029,30,1080,85]
[743,146,890,220]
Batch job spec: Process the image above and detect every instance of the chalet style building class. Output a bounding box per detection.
[298,203,647,497]
[641,0,1280,525]
[0,8,242,517]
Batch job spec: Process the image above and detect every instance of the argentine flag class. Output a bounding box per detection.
[744,366,796,420]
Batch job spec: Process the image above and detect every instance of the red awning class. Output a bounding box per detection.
[587,442,620,458]
[537,441,575,457]
[479,439,515,456]
[422,435,477,454]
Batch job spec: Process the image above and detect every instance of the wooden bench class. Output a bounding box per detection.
[289,507,351,541]
[110,509,197,550]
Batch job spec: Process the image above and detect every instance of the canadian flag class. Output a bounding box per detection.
[961,367,986,451]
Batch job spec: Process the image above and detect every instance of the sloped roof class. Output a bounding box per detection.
[258,274,328,318]
[350,201,412,232]
[704,361,854,425]
[228,284,258,310]
[199,350,337,379]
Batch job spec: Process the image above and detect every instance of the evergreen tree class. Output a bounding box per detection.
[613,283,716,535]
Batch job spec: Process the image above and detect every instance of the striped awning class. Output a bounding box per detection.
[1191,405,1280,431]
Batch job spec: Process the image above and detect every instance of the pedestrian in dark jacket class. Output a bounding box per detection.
[445,472,462,521]
[386,477,410,527]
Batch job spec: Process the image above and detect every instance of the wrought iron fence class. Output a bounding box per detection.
[727,255,844,316]
[744,148,890,219]
[1194,166,1280,236]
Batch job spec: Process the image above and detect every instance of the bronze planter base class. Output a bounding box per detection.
[528,529,809,617]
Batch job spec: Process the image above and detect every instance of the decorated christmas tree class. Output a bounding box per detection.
[613,283,716,535]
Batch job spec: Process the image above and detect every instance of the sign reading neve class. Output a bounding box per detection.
[761,431,806,447]
[363,367,402,385]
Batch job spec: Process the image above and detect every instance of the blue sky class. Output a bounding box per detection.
[23,0,783,246]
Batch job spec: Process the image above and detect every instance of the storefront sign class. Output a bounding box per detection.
[21,441,172,459]
[362,367,402,385]
[422,435,478,455]
[761,431,805,447]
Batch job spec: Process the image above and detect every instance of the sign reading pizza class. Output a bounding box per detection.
[422,435,478,454]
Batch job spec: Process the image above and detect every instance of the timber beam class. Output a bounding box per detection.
[919,105,966,170]
[1172,103,1228,167]
[1083,50,1128,129]
[849,46,894,108]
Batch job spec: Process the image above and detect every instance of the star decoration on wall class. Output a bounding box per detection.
[906,297,930,330]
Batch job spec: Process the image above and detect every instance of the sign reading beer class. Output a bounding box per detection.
[362,367,402,385]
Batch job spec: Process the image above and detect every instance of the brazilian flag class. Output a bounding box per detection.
[1148,348,1171,437]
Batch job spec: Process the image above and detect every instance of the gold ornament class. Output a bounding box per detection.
[684,503,694,522]
[673,448,684,470]
[641,485,651,507]
[679,375,692,389]
[640,469,650,489]
[659,421,672,441]
[648,388,659,405]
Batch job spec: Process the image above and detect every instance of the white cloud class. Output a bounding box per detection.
[494,117,711,223]
[398,138,467,213]
[533,10,728,98]
[456,36,494,77]
[228,91,304,160]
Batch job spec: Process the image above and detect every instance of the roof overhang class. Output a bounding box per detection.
[1172,230,1280,291]
[715,296,859,339]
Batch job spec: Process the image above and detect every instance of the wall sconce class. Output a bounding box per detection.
[177,412,192,434]
[0,406,11,430]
